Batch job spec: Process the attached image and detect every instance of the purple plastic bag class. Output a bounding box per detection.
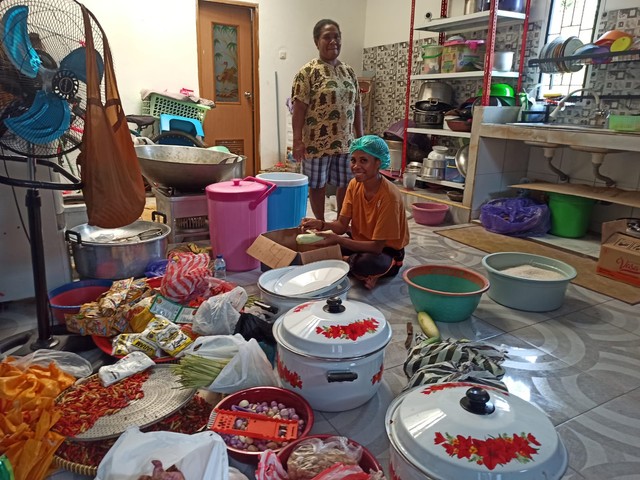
[480,197,550,237]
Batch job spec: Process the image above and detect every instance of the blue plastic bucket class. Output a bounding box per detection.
[256,172,309,230]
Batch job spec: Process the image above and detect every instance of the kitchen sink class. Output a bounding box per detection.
[506,122,618,133]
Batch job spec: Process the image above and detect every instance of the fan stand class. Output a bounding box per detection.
[0,153,96,355]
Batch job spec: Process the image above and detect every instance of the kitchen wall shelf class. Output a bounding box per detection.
[408,127,471,139]
[415,10,526,34]
[417,178,465,189]
[411,71,519,81]
[529,49,640,67]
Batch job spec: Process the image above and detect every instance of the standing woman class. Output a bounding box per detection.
[291,19,363,221]
[300,135,410,290]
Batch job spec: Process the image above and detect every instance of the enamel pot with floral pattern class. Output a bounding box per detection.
[273,297,391,412]
[385,382,569,480]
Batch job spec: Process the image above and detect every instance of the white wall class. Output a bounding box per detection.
[81,0,366,169]
[76,0,631,168]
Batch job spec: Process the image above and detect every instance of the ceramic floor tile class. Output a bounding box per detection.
[578,298,640,336]
[484,333,629,426]
[508,313,640,393]
[556,387,640,479]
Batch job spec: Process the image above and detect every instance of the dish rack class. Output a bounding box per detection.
[141,93,211,123]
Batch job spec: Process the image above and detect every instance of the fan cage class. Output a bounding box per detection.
[0,0,107,158]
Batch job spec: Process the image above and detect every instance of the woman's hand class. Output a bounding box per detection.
[292,141,306,162]
[299,217,324,232]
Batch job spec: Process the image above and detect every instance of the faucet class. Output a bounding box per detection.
[548,88,609,126]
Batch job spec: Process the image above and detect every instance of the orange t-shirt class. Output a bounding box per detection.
[342,177,410,251]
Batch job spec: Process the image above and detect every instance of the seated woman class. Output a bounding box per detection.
[299,135,410,289]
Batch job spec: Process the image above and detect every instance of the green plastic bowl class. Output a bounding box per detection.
[402,265,490,322]
[476,83,515,98]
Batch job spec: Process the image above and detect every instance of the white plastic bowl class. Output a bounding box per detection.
[481,252,577,312]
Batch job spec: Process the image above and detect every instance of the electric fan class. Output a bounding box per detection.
[0,0,106,353]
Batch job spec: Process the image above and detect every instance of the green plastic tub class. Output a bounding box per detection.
[402,265,490,322]
[548,192,595,238]
[482,252,577,312]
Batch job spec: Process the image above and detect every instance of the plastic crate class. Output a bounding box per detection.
[141,93,211,123]
[608,115,640,133]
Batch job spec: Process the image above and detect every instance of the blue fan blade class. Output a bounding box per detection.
[5,91,71,144]
[1,5,41,78]
[60,46,104,84]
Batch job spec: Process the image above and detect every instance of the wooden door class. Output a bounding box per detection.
[197,1,259,176]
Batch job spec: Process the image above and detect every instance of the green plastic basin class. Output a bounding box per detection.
[402,265,490,323]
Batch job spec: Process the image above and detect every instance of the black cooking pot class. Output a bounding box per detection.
[414,99,453,112]
[411,105,445,127]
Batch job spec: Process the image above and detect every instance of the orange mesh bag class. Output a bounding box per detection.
[77,5,145,228]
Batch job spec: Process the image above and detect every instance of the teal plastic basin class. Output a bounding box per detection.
[482,252,576,312]
[402,265,490,323]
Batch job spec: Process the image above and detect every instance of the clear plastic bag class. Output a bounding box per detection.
[287,436,362,480]
[8,349,92,378]
[192,287,248,336]
[480,197,550,237]
[207,338,278,394]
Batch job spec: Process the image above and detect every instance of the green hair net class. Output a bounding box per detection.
[349,135,390,170]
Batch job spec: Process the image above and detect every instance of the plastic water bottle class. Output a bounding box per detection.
[214,254,226,279]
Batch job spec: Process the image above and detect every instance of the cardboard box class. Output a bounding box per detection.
[246,227,343,270]
[596,219,640,287]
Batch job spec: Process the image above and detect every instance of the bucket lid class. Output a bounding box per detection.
[273,297,391,359]
[385,382,568,479]
[206,177,274,202]
[256,172,308,187]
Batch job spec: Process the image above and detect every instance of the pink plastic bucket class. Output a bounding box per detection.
[206,176,275,271]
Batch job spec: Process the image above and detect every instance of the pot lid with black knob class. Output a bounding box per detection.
[273,297,391,359]
[385,382,568,479]
[414,100,453,112]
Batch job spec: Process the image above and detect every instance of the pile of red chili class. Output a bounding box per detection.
[53,371,151,437]
[55,395,211,467]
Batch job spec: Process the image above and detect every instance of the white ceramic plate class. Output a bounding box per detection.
[273,260,350,297]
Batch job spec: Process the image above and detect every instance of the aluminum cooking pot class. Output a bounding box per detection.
[65,219,170,280]
[135,144,245,192]
[386,382,568,479]
[417,80,454,105]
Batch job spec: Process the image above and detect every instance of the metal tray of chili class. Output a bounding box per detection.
[53,365,195,441]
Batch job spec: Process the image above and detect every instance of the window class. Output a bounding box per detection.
[539,0,602,97]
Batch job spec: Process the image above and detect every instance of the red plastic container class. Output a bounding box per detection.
[411,202,449,226]
[48,279,112,324]
[211,386,314,464]
[277,434,383,475]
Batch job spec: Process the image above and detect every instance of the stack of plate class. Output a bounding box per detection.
[538,36,584,74]
[258,260,351,317]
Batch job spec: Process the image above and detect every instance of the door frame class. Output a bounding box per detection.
[196,0,261,173]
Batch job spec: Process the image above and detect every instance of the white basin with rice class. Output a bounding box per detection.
[481,252,577,312]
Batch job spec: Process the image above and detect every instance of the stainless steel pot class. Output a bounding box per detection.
[65,220,171,280]
[416,81,454,106]
[273,297,391,412]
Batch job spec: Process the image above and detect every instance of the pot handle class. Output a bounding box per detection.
[244,176,277,209]
[327,371,358,383]
[151,211,167,224]
[65,229,82,245]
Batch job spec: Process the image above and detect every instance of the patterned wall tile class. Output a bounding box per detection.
[365,8,640,135]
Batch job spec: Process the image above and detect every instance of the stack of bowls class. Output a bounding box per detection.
[258,264,351,318]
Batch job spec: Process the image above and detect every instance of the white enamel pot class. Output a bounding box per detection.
[385,382,568,480]
[257,267,351,319]
[273,297,391,412]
